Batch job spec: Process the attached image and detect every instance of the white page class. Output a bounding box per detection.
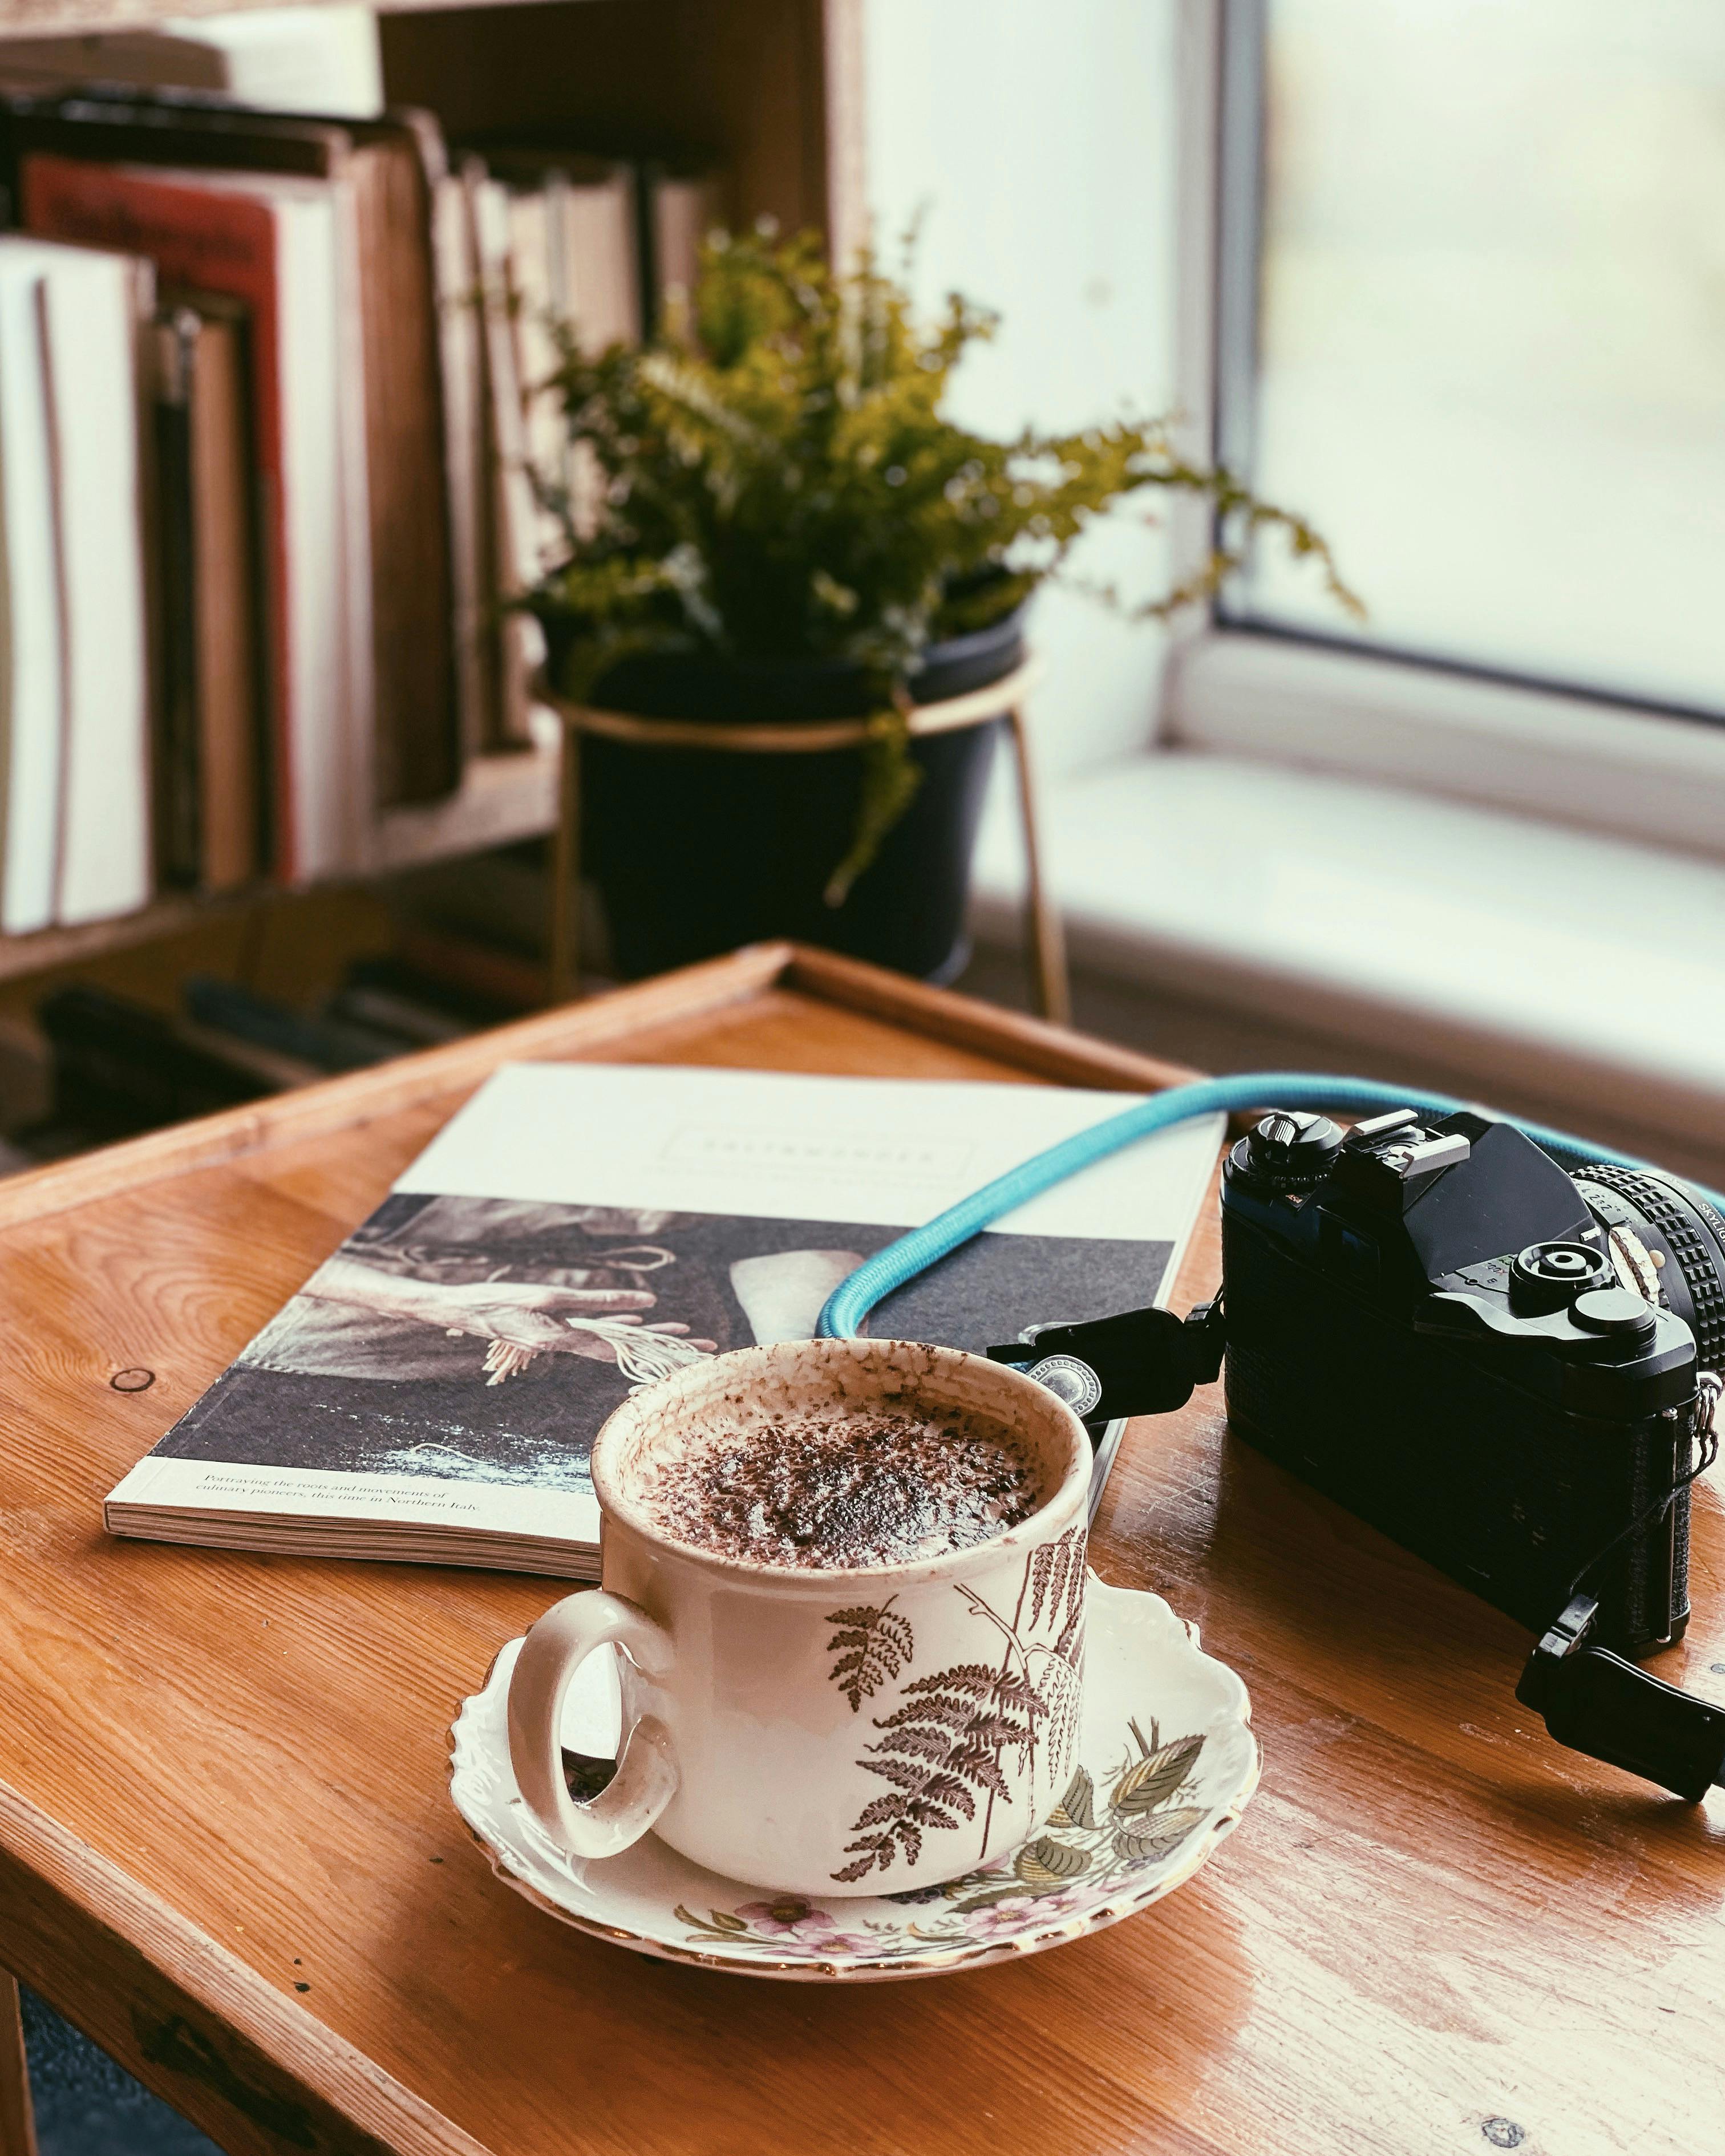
[0,254,64,934]
[399,1063,1222,1244]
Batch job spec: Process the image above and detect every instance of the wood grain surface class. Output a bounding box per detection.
[0,946,1719,2156]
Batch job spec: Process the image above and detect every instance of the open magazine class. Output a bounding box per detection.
[106,1064,1224,1577]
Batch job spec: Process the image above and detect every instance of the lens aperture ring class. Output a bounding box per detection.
[1578,1164,1725,1371]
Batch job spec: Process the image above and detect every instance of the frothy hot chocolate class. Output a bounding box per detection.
[635,1407,1047,1569]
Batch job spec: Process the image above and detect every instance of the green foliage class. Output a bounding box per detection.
[529,225,1356,894]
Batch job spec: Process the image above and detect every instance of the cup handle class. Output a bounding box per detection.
[506,1590,678,1861]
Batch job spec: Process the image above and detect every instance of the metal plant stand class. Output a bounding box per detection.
[538,656,1071,1022]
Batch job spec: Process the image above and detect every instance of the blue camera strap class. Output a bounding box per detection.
[815,1071,1725,1340]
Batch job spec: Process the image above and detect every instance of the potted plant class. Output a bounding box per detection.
[529,226,1353,983]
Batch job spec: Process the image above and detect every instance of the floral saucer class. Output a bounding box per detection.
[448,1576,1258,1981]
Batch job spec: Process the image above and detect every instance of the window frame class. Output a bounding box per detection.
[1160,0,1725,861]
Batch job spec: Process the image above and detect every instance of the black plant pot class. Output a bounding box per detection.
[559,608,1026,983]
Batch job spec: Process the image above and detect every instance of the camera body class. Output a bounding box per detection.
[987,1090,1725,1794]
[1219,1106,1708,1654]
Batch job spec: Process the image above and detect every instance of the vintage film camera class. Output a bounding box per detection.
[991,1105,1725,1800]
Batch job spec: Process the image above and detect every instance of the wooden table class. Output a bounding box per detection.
[0,943,1719,2156]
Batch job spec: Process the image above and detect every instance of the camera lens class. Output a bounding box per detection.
[1573,1165,1725,1371]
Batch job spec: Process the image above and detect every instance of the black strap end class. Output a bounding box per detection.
[1517,1597,1725,1803]
[988,1300,1224,1422]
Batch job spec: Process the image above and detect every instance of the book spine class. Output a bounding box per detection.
[329,168,376,872]
[184,973,400,1072]
[40,252,153,927]
[38,983,273,1137]
[432,172,490,764]
[186,305,264,894]
[0,261,65,934]
[464,159,544,748]
[357,141,461,807]
[152,309,201,887]
[630,159,657,341]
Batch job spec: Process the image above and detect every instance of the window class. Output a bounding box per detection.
[1217,0,1725,723]
[864,0,1183,780]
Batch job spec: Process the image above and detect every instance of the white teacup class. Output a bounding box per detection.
[507,1337,1091,1896]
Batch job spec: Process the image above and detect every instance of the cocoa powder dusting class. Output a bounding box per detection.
[638,1409,1046,1569]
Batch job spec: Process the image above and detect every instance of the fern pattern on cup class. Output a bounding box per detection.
[823,1599,915,1713]
[673,1716,1212,1960]
[825,1526,1087,1883]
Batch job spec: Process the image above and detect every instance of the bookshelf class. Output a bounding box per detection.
[370,732,559,870]
[0,0,857,980]
[0,731,560,986]
[0,889,233,989]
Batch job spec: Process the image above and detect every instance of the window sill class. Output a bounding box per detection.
[970,747,1725,1159]
[1163,631,1725,869]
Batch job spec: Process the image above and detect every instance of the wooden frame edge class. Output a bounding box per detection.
[0,943,1202,1237]
[778,947,1201,1092]
[0,945,795,1232]
[0,1781,492,2156]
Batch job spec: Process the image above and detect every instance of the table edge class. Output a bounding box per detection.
[0,1776,494,2156]
[0,944,1204,1234]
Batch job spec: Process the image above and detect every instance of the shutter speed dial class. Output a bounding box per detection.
[1238,1110,1345,1193]
[1510,1240,1614,1315]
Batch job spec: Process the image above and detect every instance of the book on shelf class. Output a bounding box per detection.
[184,972,409,1076]
[503,182,580,566]
[327,974,473,1049]
[0,9,385,119]
[36,983,284,1142]
[0,83,729,934]
[473,147,721,571]
[466,137,722,338]
[452,146,723,735]
[0,233,153,934]
[644,160,726,331]
[2,88,465,826]
[487,150,640,359]
[185,298,265,890]
[428,171,490,762]
[464,159,546,748]
[497,154,638,564]
[31,960,500,1155]
[395,922,548,1015]
[0,245,66,937]
[151,307,202,889]
[153,296,265,893]
[104,1064,1225,1575]
[22,151,367,887]
[345,108,462,806]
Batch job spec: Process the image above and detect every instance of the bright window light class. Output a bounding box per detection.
[1229,0,1725,718]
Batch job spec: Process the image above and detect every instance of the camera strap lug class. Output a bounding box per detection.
[1516,1592,1725,1804]
[1183,1294,1229,1384]
[987,1294,1228,1423]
